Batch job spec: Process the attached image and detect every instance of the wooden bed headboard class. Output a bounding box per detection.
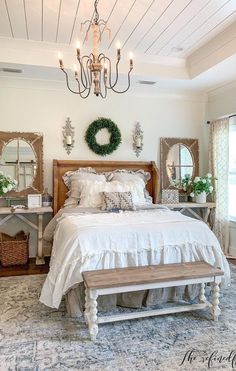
[53,160,160,214]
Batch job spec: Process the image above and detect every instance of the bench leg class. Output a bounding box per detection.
[199,283,206,303]
[84,287,90,324]
[87,289,98,341]
[210,280,221,321]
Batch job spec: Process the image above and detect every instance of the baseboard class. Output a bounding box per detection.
[229,246,236,257]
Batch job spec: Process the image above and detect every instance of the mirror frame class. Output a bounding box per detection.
[0,131,43,197]
[160,137,199,191]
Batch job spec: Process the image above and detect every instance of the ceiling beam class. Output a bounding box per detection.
[187,20,236,78]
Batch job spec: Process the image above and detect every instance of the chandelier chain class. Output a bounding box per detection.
[94,0,99,24]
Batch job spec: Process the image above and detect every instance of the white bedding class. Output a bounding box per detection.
[40,208,230,309]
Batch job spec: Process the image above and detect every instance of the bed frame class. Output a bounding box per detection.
[53,160,160,214]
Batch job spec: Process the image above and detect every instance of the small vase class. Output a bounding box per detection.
[42,188,53,207]
[195,191,206,204]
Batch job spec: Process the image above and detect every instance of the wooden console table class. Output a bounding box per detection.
[0,207,53,265]
[162,202,216,228]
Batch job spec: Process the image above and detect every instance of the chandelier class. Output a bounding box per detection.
[58,0,133,98]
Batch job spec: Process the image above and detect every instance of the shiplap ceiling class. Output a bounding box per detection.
[1,0,236,93]
[0,0,236,57]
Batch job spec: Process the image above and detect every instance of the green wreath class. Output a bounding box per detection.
[85,117,122,156]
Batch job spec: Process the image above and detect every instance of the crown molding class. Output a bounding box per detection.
[0,76,207,101]
[187,21,236,78]
[207,79,236,100]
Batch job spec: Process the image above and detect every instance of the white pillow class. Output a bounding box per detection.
[62,168,106,207]
[79,179,147,208]
[64,197,79,208]
[106,169,151,184]
[62,167,97,188]
[105,169,153,204]
[69,173,106,199]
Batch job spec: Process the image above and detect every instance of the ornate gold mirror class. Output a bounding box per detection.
[160,137,199,190]
[0,132,43,197]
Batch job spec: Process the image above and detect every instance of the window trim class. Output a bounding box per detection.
[229,122,236,221]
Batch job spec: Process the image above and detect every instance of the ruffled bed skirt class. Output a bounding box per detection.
[40,209,231,309]
[65,284,201,318]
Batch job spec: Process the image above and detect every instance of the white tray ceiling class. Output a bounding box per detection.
[0,0,236,93]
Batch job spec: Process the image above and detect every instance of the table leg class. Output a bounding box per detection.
[209,208,215,230]
[203,207,210,224]
[88,289,98,341]
[210,279,221,321]
[36,213,45,265]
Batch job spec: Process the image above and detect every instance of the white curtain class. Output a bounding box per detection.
[209,118,229,254]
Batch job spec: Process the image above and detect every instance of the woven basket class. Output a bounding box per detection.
[0,231,29,267]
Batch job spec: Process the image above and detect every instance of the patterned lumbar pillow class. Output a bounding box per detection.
[101,191,135,211]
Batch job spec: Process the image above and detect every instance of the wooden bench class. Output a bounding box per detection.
[82,261,224,341]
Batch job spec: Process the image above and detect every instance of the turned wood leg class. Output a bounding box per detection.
[209,208,215,230]
[88,289,98,341]
[203,207,210,225]
[199,283,207,303]
[36,213,45,265]
[210,280,221,321]
[84,287,90,324]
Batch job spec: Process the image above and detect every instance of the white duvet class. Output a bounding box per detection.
[40,209,230,309]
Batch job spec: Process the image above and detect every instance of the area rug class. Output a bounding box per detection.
[0,264,236,371]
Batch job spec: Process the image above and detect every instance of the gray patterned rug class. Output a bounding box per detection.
[0,264,236,371]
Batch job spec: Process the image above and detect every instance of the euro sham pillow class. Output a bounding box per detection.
[78,179,147,208]
[62,167,106,207]
[105,169,151,184]
[101,191,135,211]
[62,167,97,188]
[69,172,106,200]
[105,169,153,204]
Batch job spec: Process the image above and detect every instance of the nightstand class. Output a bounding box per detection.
[161,202,216,228]
[0,207,53,265]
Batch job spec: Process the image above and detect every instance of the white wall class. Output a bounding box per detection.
[0,78,207,256]
[207,82,236,120]
[207,82,236,257]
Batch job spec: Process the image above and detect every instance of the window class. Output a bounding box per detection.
[229,120,236,220]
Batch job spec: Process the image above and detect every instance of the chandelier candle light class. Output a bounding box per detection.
[58,0,133,98]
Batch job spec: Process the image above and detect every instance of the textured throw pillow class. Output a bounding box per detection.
[78,179,147,208]
[101,192,135,211]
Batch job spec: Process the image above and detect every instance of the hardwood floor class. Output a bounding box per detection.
[0,257,50,277]
[0,258,235,278]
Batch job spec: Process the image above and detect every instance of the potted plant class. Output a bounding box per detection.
[0,171,17,197]
[171,174,193,201]
[190,173,214,203]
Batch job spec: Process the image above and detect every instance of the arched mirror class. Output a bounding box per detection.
[0,132,43,197]
[160,137,199,191]
[166,144,194,183]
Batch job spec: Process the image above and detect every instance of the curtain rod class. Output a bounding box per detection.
[206,114,236,124]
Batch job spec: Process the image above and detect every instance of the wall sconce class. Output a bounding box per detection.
[63,117,75,155]
[133,122,143,157]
